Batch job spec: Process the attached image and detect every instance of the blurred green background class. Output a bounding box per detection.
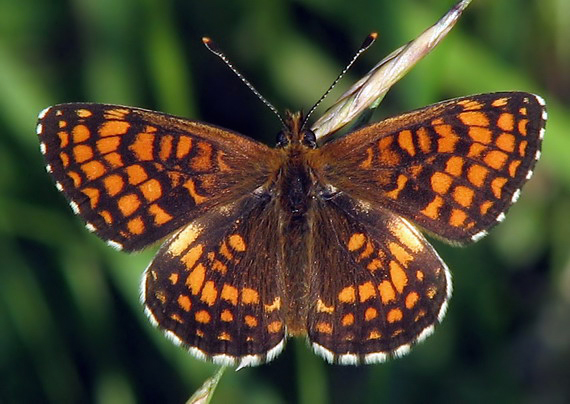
[1,0,569,403]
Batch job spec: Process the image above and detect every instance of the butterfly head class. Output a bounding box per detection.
[276,111,317,149]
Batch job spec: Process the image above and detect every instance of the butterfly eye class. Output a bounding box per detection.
[275,130,290,148]
[301,130,317,149]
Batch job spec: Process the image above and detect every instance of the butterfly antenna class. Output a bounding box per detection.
[301,32,378,130]
[202,37,287,128]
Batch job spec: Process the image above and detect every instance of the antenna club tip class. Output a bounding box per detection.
[369,32,379,39]
[202,36,212,44]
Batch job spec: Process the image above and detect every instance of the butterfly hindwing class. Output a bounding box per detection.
[37,103,278,251]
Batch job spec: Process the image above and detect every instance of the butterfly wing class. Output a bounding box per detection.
[306,191,450,364]
[317,92,546,244]
[37,104,279,251]
[143,191,286,368]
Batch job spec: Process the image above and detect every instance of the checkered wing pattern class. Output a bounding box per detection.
[37,104,278,251]
[306,192,450,364]
[319,92,546,244]
[142,192,286,368]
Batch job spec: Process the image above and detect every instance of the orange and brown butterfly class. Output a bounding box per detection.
[37,88,546,367]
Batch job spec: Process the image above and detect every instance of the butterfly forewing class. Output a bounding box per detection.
[306,192,450,364]
[37,104,279,251]
[318,92,546,244]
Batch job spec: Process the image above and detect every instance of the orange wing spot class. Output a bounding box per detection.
[267,321,283,333]
[467,143,488,158]
[387,219,423,252]
[341,313,354,326]
[359,241,374,260]
[99,120,130,137]
[518,119,528,136]
[129,133,155,161]
[497,113,515,131]
[168,273,179,284]
[468,127,492,144]
[76,109,92,118]
[96,137,120,154]
[458,111,490,127]
[359,281,377,302]
[378,281,396,304]
[241,288,260,304]
[491,98,509,107]
[177,295,192,312]
[367,330,382,340]
[390,261,408,293]
[100,210,113,224]
[191,141,213,171]
[72,124,90,143]
[195,329,205,337]
[200,281,218,306]
[434,124,459,153]
[212,260,228,274]
[398,130,416,156]
[169,223,202,256]
[127,216,144,234]
[496,133,515,152]
[316,299,334,314]
[221,284,238,305]
[139,178,162,202]
[445,156,464,177]
[228,234,246,252]
[386,174,408,199]
[170,314,183,324]
[125,165,148,185]
[388,242,413,267]
[484,150,508,170]
[338,286,356,304]
[467,164,489,187]
[405,292,419,309]
[183,179,208,204]
[176,136,192,159]
[81,160,106,181]
[154,290,166,304]
[416,127,432,153]
[57,131,69,147]
[360,147,374,169]
[426,287,437,299]
[409,164,423,178]
[416,270,424,281]
[220,309,234,322]
[519,140,528,157]
[421,195,444,220]
[365,307,378,321]
[81,187,100,209]
[159,135,173,161]
[347,233,366,251]
[218,332,232,341]
[186,263,206,295]
[519,107,527,115]
[453,185,475,208]
[459,99,485,110]
[181,244,203,270]
[264,297,281,313]
[149,203,173,225]
[103,174,124,196]
[377,136,401,165]
[103,152,123,168]
[491,176,508,199]
[103,108,129,120]
[387,308,403,323]
[219,241,233,261]
[315,322,333,334]
[117,193,140,217]
[60,152,70,168]
[195,310,211,324]
[431,172,452,195]
[58,121,67,129]
[244,315,258,328]
[480,200,494,215]
[216,151,232,172]
[367,258,382,272]
[449,209,467,227]
[508,160,521,178]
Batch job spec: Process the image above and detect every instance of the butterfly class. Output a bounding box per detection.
[37,88,546,368]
